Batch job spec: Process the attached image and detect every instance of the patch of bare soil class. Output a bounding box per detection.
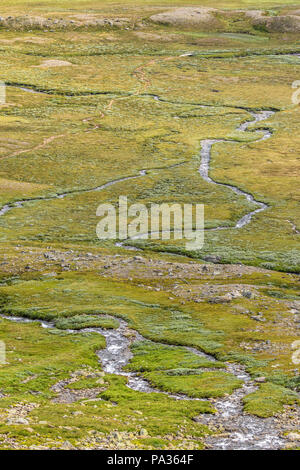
[171,283,260,304]
[133,32,178,42]
[70,14,129,23]
[0,246,271,276]
[51,369,106,404]
[0,15,130,30]
[1,402,38,426]
[253,15,300,33]
[150,7,220,29]
[34,59,73,67]
[69,14,103,21]
[0,36,51,44]
[243,10,266,20]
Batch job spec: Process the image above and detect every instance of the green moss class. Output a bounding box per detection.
[127,340,225,372]
[262,289,300,301]
[0,271,298,388]
[0,3,299,449]
[243,383,299,417]
[0,319,212,448]
[0,318,105,399]
[143,370,242,398]
[54,314,119,330]
[66,377,105,390]
[134,437,168,449]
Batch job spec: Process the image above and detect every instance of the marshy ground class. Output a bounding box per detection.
[0,0,299,450]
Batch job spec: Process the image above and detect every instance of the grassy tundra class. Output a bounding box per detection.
[0,1,299,450]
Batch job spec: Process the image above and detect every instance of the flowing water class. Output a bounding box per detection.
[199,111,273,230]
[0,313,291,449]
[0,89,274,238]
[0,88,291,449]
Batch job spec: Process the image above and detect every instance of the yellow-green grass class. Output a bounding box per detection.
[0,41,299,270]
[0,319,212,449]
[127,340,226,372]
[0,271,299,386]
[0,319,104,400]
[0,1,299,16]
[0,8,299,447]
[243,382,299,417]
[144,370,243,398]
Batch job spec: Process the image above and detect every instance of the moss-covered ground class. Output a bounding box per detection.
[0,1,299,450]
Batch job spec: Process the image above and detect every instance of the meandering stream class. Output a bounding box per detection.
[0,89,274,242]
[0,313,289,450]
[115,109,274,248]
[199,110,273,230]
[0,87,291,449]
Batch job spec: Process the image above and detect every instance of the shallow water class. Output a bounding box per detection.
[116,109,275,246]
[200,363,286,450]
[199,111,274,230]
[0,313,292,449]
[0,90,289,449]
[0,93,274,239]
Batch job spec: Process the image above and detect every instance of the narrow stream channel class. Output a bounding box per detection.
[115,109,274,248]
[199,110,274,230]
[0,313,290,450]
[0,89,274,241]
[0,88,292,449]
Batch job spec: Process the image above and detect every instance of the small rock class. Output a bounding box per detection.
[61,440,75,450]
[209,294,232,304]
[255,377,266,383]
[251,315,265,322]
[7,417,29,425]
[203,256,221,263]
[231,290,242,299]
[287,432,300,441]
[242,290,253,299]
